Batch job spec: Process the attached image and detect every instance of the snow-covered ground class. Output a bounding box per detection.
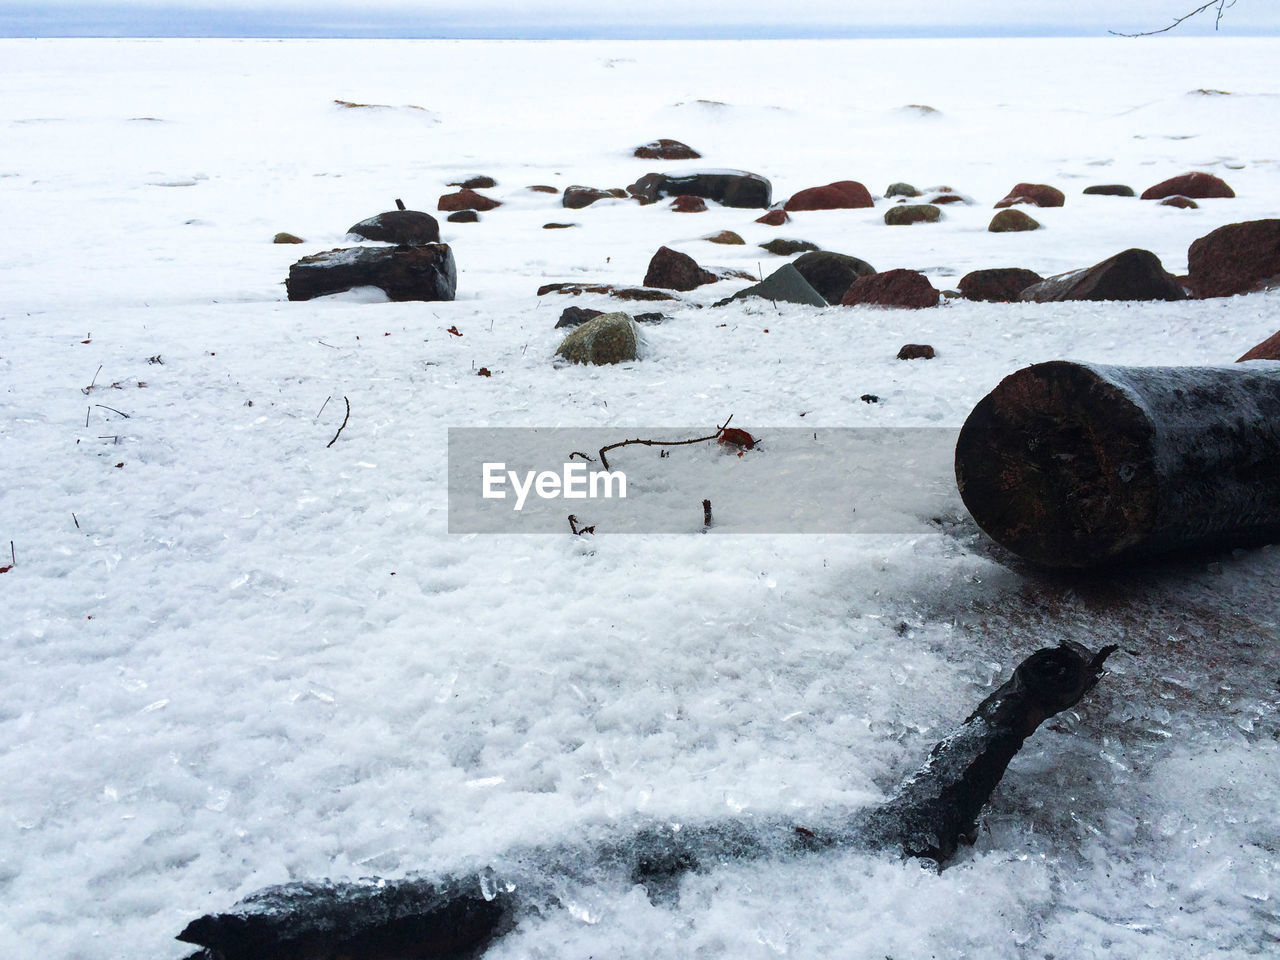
[1,36,1279,959]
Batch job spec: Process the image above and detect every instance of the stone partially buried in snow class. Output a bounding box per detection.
[885,182,920,198]
[347,209,441,245]
[555,312,638,365]
[447,210,479,223]
[273,232,305,244]
[286,244,456,302]
[884,204,941,225]
[1019,248,1184,302]
[713,263,826,308]
[994,183,1064,208]
[643,246,718,291]
[562,185,617,209]
[760,238,819,256]
[670,194,707,213]
[627,170,771,208]
[841,269,939,309]
[988,208,1041,232]
[784,180,874,211]
[705,230,745,245]
[897,344,935,360]
[792,251,876,305]
[1160,196,1199,209]
[438,189,501,212]
[958,267,1044,302]
[1187,219,1280,299]
[755,209,790,226]
[1083,184,1135,197]
[1141,171,1234,200]
[1238,331,1280,362]
[555,306,604,329]
[634,139,701,160]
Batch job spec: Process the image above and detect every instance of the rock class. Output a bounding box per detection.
[784,180,874,211]
[1187,219,1280,298]
[897,344,935,360]
[448,175,496,189]
[273,232,305,244]
[627,170,771,208]
[555,306,604,329]
[885,182,920,198]
[994,183,1064,208]
[861,394,880,403]
[713,263,827,308]
[755,209,790,226]
[1141,171,1234,200]
[670,194,707,213]
[792,251,877,305]
[988,208,1041,232]
[958,267,1044,302]
[537,282,677,301]
[1019,248,1184,302]
[347,210,441,245]
[528,185,559,194]
[1083,184,1135,197]
[286,245,456,302]
[563,185,617,209]
[643,246,718,291]
[1160,195,1199,209]
[1239,331,1280,362]
[555,312,638,365]
[606,188,628,199]
[447,210,479,223]
[705,230,745,245]
[841,269,940,309]
[929,194,965,204]
[633,312,668,324]
[884,204,941,226]
[438,189,501,212]
[760,238,820,256]
[543,222,577,229]
[634,139,701,160]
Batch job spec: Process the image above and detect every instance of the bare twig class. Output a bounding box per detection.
[9,541,13,565]
[85,407,90,428]
[94,404,130,419]
[568,514,596,536]
[597,414,734,470]
[73,513,80,529]
[568,451,596,462]
[326,396,351,448]
[702,499,712,528]
[81,364,104,394]
[1110,0,1235,36]
[317,395,331,419]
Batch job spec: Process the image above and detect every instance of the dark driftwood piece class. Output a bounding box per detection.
[955,360,1280,568]
[178,643,1114,960]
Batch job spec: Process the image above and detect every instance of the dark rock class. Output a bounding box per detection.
[438,189,501,212]
[840,269,939,309]
[884,204,941,226]
[627,170,771,208]
[1187,219,1280,298]
[633,312,667,324]
[760,238,820,256]
[273,232,305,244]
[528,185,560,194]
[543,222,577,229]
[634,139,701,160]
[929,194,965,204]
[994,183,1064,208]
[755,209,790,226]
[885,182,920,198]
[555,306,604,329]
[563,185,616,209]
[988,208,1041,232]
[347,210,441,245]
[1160,195,1199,209]
[448,175,497,189]
[861,394,880,403]
[670,194,707,213]
[1083,184,1135,197]
[1019,248,1184,302]
[555,312,638,365]
[705,230,745,245]
[792,251,877,305]
[606,188,628,198]
[1141,171,1234,200]
[897,344,936,360]
[1239,331,1280,362]
[714,263,826,308]
[958,268,1044,302]
[784,180,874,211]
[644,246,718,291]
[537,283,678,301]
[447,210,479,223]
[286,244,456,302]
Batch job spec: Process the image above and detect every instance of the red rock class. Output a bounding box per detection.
[755,209,790,226]
[437,188,501,212]
[670,194,707,213]
[1187,219,1280,298]
[1019,248,1184,302]
[448,175,496,189]
[784,180,874,212]
[1160,195,1199,209]
[1239,331,1280,361]
[528,184,559,194]
[1141,171,1234,200]
[563,185,615,209]
[643,246,718,291]
[994,183,1064,208]
[634,139,701,160]
[930,194,965,204]
[958,268,1044,302]
[840,269,939,309]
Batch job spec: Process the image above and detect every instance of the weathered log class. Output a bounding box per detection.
[955,360,1280,567]
[178,643,1113,960]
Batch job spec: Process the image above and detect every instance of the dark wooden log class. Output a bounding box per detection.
[178,644,1114,959]
[955,360,1280,568]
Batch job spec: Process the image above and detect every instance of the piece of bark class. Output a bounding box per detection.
[955,360,1280,567]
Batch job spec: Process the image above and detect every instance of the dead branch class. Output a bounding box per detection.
[94,404,130,419]
[568,451,596,462]
[326,396,351,448]
[567,515,596,536]
[1109,0,1236,36]
[597,414,733,470]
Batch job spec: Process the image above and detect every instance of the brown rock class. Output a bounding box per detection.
[644,246,717,291]
[447,210,479,223]
[563,185,615,209]
[537,282,677,301]
[1187,219,1280,298]
[670,194,707,213]
[1160,195,1199,209]
[988,208,1041,233]
[706,230,745,245]
[528,185,560,194]
[929,194,965,204]
[1239,331,1280,362]
[543,222,577,229]
[286,244,456,302]
[634,139,701,160]
[448,175,496,189]
[347,210,441,245]
[437,189,501,212]
[760,238,819,256]
[1083,184,1135,197]
[958,268,1044,302]
[994,183,1064,208]
[785,180,874,211]
[840,269,940,309]
[273,232,305,244]
[755,209,790,226]
[1019,248,1184,302]
[555,306,605,329]
[1141,171,1234,200]
[884,204,941,226]
[628,170,771,208]
[897,344,936,360]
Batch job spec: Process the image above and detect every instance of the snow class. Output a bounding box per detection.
[1,35,1279,960]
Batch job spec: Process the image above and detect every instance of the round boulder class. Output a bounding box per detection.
[634,139,701,160]
[989,209,1041,233]
[884,182,920,198]
[841,269,940,309]
[884,204,941,226]
[1083,184,1135,197]
[958,268,1044,302]
[994,183,1064,208]
[670,194,707,213]
[785,180,874,211]
[555,312,638,365]
[347,209,441,245]
[1141,171,1234,200]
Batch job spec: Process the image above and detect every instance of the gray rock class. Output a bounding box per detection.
[885,182,920,198]
[714,263,826,308]
[555,312,639,365]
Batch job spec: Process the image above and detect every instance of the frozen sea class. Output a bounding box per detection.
[1,36,1278,959]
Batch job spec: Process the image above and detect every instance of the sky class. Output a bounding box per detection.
[0,0,1276,39]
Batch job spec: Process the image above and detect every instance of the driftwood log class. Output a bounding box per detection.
[178,643,1115,960]
[955,360,1280,568]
